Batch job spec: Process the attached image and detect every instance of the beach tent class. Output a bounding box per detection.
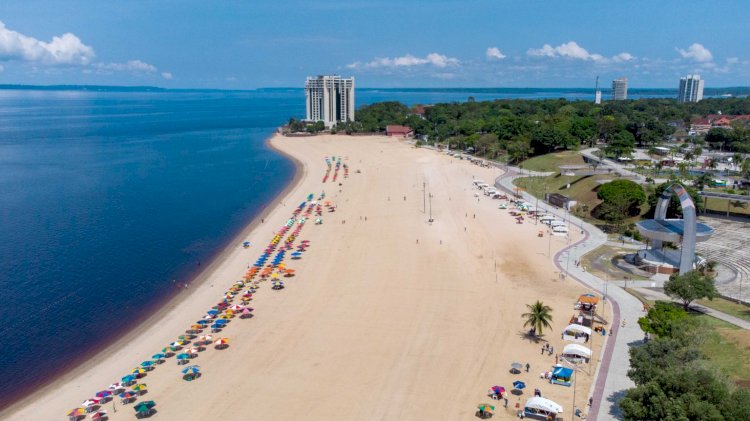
[524,397,563,418]
[562,344,592,363]
[562,324,592,343]
[550,366,574,386]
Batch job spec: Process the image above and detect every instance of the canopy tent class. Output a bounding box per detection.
[562,343,592,358]
[562,323,592,344]
[550,366,574,386]
[577,294,600,305]
[524,397,564,415]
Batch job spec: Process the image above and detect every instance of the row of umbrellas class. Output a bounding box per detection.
[67,191,325,419]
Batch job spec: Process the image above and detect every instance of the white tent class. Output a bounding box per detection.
[539,215,555,221]
[563,324,592,335]
[524,397,564,414]
[563,343,592,358]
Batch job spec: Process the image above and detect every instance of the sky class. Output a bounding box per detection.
[1,0,749,89]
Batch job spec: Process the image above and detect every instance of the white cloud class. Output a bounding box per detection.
[726,57,739,64]
[486,47,506,60]
[0,21,94,65]
[347,52,459,69]
[677,43,713,62]
[527,41,633,64]
[161,72,173,80]
[612,52,635,63]
[93,60,158,74]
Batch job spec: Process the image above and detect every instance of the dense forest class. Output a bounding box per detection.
[333,97,750,163]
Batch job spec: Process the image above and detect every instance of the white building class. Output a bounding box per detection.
[612,77,628,100]
[304,75,355,128]
[678,74,705,103]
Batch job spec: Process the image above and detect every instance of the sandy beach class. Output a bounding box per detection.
[5,134,607,420]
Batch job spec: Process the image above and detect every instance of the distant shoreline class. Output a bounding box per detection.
[2,84,749,96]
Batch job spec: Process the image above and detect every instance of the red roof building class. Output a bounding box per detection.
[386,125,414,138]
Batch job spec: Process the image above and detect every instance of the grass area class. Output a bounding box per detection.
[697,296,750,323]
[703,196,750,216]
[695,315,750,387]
[518,150,585,172]
[622,290,750,386]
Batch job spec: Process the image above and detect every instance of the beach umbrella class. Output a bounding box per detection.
[82,399,100,407]
[241,308,252,318]
[163,346,178,353]
[140,360,154,368]
[188,346,201,354]
[214,337,229,346]
[182,365,201,375]
[121,375,136,384]
[118,391,136,399]
[210,323,223,330]
[199,334,213,342]
[477,403,495,413]
[133,401,156,414]
[207,309,219,316]
[490,386,505,395]
[228,304,244,311]
[215,319,229,325]
[131,368,146,374]
[196,319,210,325]
[95,390,112,399]
[177,335,190,341]
[512,380,526,390]
[132,383,147,392]
[176,353,190,361]
[510,362,523,374]
[66,408,85,417]
[151,353,166,360]
[108,382,124,391]
[90,410,107,420]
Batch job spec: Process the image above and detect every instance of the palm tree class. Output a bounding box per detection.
[522,301,553,337]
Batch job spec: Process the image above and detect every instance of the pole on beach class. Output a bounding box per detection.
[422,182,426,213]
[429,192,433,222]
[572,365,578,421]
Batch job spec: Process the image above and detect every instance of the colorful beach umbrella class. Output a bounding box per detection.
[182,365,201,375]
[477,403,495,413]
[81,399,100,407]
[214,337,229,346]
[121,375,136,383]
[90,410,107,420]
[176,353,190,360]
[512,380,526,390]
[151,353,166,360]
[108,382,124,391]
[133,401,156,414]
[131,367,146,374]
[95,390,112,398]
[118,391,136,399]
[132,383,147,392]
[490,386,506,395]
[66,408,85,417]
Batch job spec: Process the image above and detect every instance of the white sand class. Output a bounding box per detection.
[5,135,606,420]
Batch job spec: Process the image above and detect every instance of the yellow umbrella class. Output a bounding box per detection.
[132,383,147,391]
[67,408,85,417]
[132,368,146,374]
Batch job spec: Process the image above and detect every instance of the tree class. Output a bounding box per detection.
[596,180,646,228]
[604,130,636,158]
[521,301,553,337]
[637,301,688,337]
[663,270,718,310]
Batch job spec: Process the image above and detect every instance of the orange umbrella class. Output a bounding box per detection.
[67,408,85,417]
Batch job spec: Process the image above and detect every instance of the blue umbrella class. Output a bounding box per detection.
[215,319,228,324]
[207,309,219,315]
[196,320,210,325]
[512,380,526,390]
[176,353,190,360]
[140,361,154,368]
[151,353,166,360]
[182,365,201,375]
[121,375,136,383]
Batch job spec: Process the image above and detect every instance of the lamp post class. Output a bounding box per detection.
[571,363,578,421]
[428,193,433,222]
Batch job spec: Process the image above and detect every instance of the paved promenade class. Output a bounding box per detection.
[496,167,643,420]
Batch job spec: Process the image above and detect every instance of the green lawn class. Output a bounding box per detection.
[697,297,750,323]
[519,150,585,172]
[695,315,750,387]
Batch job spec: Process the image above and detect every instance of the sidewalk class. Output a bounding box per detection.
[495,167,642,420]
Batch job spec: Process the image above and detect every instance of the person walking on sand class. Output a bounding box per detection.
[525,363,530,372]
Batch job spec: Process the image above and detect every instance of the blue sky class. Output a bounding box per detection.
[1,0,749,88]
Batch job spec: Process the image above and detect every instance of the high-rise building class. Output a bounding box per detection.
[678,74,705,103]
[612,77,628,100]
[304,75,355,128]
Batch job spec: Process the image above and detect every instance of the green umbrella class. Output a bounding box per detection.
[133,401,156,413]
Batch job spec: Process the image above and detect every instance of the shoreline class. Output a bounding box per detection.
[0,130,304,417]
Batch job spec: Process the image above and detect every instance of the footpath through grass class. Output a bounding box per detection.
[697,297,750,323]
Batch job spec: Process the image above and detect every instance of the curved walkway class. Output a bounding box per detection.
[495,167,643,420]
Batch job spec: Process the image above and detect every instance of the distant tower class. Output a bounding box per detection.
[612,77,628,100]
[594,76,602,105]
[678,74,705,103]
[304,75,355,128]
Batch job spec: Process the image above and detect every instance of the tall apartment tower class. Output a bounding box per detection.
[304,75,355,128]
[612,77,628,100]
[678,74,705,103]
[594,76,602,104]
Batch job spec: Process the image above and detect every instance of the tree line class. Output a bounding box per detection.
[334,97,750,163]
